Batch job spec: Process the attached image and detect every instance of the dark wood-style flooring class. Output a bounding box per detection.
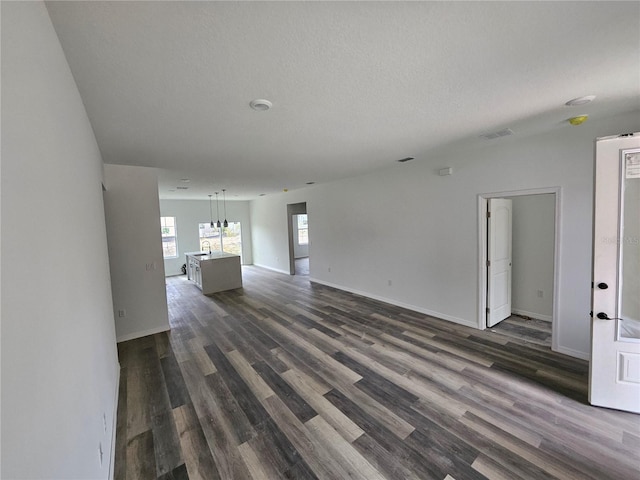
[115,266,640,480]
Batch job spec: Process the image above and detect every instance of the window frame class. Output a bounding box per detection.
[161,216,178,259]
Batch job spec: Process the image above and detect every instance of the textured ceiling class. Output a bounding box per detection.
[46,1,640,200]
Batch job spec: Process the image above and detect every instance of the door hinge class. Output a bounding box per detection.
[486,307,490,314]
[487,211,491,218]
[486,260,491,267]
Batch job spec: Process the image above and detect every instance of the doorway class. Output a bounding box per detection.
[287,202,308,275]
[478,188,560,351]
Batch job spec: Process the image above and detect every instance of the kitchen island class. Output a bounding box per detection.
[185,251,242,294]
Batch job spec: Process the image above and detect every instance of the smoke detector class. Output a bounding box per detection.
[250,99,272,111]
[565,95,595,107]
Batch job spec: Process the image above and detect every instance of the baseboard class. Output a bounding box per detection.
[512,309,553,322]
[252,263,291,275]
[116,325,170,343]
[308,277,477,329]
[555,345,590,361]
[108,364,120,480]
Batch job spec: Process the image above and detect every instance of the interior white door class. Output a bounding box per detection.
[487,198,513,327]
[590,134,640,413]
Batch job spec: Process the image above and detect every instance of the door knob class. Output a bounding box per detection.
[597,282,609,290]
[596,312,610,320]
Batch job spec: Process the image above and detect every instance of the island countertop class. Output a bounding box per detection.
[185,251,240,261]
[185,251,242,294]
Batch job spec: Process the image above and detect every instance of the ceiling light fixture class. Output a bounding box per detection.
[250,99,272,111]
[215,192,221,228]
[222,189,228,228]
[565,95,596,107]
[568,115,589,126]
[208,194,214,227]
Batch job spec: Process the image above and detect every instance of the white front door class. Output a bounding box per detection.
[487,198,513,327]
[590,133,640,414]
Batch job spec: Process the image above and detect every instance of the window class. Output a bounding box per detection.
[161,216,178,258]
[199,222,243,262]
[297,214,308,245]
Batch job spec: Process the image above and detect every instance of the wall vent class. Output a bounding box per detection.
[480,128,514,140]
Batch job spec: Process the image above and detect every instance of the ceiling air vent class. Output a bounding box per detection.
[176,186,189,190]
[480,128,514,140]
[397,157,415,163]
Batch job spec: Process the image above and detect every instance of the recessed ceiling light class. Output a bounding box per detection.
[565,95,595,107]
[250,99,272,111]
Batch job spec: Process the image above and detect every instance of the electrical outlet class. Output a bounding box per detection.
[118,309,126,318]
[537,290,544,298]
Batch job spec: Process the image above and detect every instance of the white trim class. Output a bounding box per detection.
[116,326,170,343]
[511,309,553,323]
[108,364,120,480]
[477,187,562,354]
[557,345,590,361]
[252,263,291,275]
[309,277,477,328]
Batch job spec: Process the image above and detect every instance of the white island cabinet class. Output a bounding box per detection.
[185,252,242,294]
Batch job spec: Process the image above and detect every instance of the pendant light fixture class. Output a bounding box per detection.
[208,194,214,227]
[215,192,221,228]
[222,189,229,228]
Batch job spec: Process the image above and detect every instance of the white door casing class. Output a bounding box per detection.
[487,198,513,327]
[590,133,640,413]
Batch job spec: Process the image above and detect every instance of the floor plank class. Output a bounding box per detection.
[114,267,640,480]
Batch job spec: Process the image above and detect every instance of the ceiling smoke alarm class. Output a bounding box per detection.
[250,99,272,111]
[565,95,596,107]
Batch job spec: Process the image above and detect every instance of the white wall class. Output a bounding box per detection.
[511,194,556,321]
[251,112,640,359]
[159,198,253,275]
[104,164,170,342]
[1,2,119,478]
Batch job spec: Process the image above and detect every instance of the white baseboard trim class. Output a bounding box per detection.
[116,325,170,343]
[308,277,477,329]
[512,309,553,322]
[108,364,120,480]
[252,263,291,275]
[555,345,590,361]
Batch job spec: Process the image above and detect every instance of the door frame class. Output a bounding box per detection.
[286,202,307,275]
[477,187,561,352]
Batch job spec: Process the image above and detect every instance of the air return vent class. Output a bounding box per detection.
[480,128,514,140]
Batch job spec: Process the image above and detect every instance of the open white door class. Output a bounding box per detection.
[590,133,640,413]
[487,198,512,327]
